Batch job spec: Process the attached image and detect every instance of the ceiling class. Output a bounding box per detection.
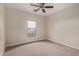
[5,3,75,16]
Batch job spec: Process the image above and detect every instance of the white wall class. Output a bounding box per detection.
[5,7,46,47]
[47,4,79,49]
[0,4,5,55]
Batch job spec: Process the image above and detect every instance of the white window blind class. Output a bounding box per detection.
[27,21,36,29]
[27,20,36,38]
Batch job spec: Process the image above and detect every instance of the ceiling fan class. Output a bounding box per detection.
[30,3,54,13]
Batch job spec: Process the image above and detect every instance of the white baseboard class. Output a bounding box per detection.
[48,39,79,50]
[6,37,47,47]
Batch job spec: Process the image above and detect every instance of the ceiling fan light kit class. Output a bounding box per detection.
[30,3,54,13]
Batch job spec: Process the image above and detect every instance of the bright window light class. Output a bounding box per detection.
[27,20,36,37]
[27,21,36,28]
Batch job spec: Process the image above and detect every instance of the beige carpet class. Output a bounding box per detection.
[3,40,79,56]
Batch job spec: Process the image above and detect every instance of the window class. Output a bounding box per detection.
[27,21,36,29]
[27,20,36,37]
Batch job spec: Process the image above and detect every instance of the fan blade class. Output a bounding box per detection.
[42,9,46,13]
[30,4,39,7]
[45,6,53,8]
[33,8,40,12]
